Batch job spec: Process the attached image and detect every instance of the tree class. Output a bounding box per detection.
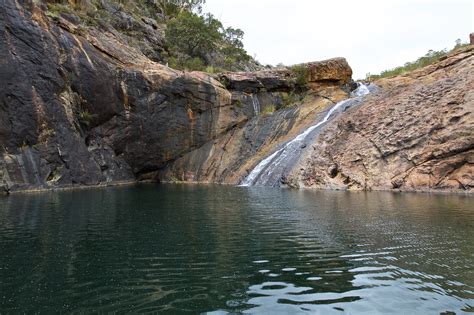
[220,26,249,69]
[223,27,244,49]
[164,9,251,71]
[165,11,221,59]
[455,38,462,48]
[152,0,205,17]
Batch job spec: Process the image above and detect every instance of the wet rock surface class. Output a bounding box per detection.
[159,92,348,184]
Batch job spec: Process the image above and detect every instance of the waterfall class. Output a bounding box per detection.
[252,94,261,115]
[240,83,372,187]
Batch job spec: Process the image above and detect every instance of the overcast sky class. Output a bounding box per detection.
[203,0,473,79]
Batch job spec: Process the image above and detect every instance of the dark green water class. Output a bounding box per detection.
[0,184,473,314]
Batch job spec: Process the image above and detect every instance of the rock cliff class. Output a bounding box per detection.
[0,0,352,193]
[287,46,474,192]
[1,1,472,194]
[0,0,239,192]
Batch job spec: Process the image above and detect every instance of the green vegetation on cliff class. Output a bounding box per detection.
[45,0,255,72]
[365,39,469,80]
[164,11,250,71]
[46,0,205,21]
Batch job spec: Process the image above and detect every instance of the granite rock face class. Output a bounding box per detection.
[287,46,474,192]
[159,90,350,184]
[159,62,353,184]
[0,1,236,192]
[0,0,353,192]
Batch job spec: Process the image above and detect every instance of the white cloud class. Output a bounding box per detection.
[203,0,472,79]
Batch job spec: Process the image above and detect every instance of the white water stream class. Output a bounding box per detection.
[252,94,261,115]
[240,83,371,186]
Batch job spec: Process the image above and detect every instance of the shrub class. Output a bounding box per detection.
[45,2,73,20]
[291,65,309,87]
[281,92,301,108]
[260,105,276,115]
[182,57,205,71]
[78,110,97,126]
[204,66,222,74]
[233,99,243,108]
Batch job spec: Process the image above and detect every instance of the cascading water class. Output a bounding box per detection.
[240,83,372,187]
[251,94,261,115]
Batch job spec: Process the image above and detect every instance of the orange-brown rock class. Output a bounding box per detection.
[217,57,353,93]
[288,46,474,192]
[304,58,353,89]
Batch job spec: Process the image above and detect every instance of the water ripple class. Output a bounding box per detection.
[0,185,472,314]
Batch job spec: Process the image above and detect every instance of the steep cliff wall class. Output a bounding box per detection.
[0,0,237,192]
[0,0,353,193]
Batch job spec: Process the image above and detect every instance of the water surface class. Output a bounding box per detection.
[0,184,473,313]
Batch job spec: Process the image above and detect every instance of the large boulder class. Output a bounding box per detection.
[217,57,353,93]
[218,69,294,93]
[304,57,353,83]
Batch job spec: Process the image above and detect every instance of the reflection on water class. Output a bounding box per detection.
[0,184,473,314]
